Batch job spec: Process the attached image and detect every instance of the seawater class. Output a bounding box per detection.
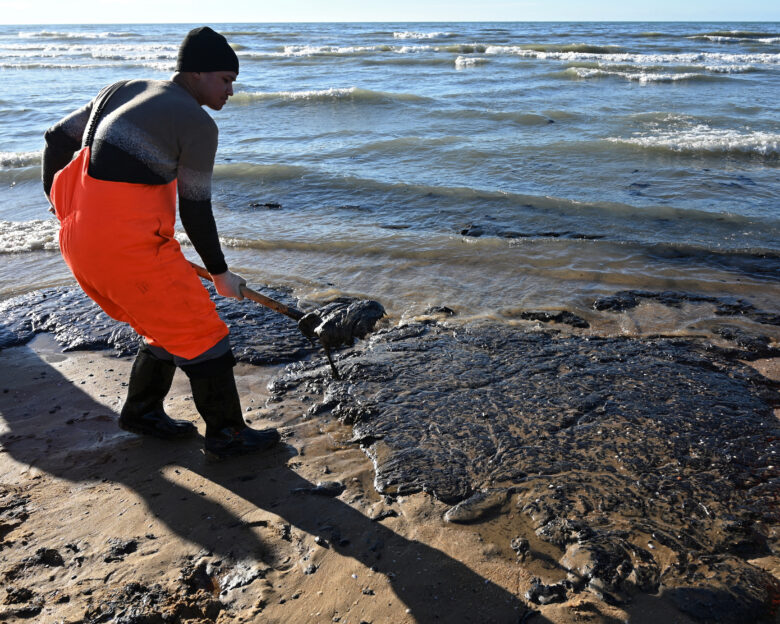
[1,22,778,334]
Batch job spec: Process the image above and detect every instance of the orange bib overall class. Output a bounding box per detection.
[51,145,229,360]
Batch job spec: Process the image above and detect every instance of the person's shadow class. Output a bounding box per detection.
[0,345,552,623]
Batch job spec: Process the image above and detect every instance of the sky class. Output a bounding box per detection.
[0,0,777,24]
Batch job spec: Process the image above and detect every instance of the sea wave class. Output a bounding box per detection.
[230,87,430,106]
[692,35,780,44]
[17,30,138,39]
[455,56,489,69]
[212,162,309,182]
[607,126,780,157]
[220,30,268,36]
[393,31,454,39]
[567,60,757,74]
[0,219,59,254]
[349,135,466,155]
[561,67,727,83]
[483,46,780,67]
[514,43,626,54]
[0,151,41,169]
[279,44,396,57]
[419,108,558,125]
[0,60,173,72]
[692,30,780,40]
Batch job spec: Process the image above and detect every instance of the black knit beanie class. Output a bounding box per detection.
[176,26,239,74]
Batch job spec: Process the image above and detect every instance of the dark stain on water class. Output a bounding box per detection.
[269,322,780,622]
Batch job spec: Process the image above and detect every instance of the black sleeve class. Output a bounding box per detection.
[41,96,94,199]
[179,197,228,275]
[42,126,81,198]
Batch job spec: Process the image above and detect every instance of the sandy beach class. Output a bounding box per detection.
[1,316,778,623]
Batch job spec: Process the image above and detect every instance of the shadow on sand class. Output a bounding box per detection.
[0,345,549,623]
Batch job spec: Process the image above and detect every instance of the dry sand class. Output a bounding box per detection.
[0,335,777,623]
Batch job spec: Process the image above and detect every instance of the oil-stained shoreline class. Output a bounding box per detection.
[0,286,778,622]
[270,321,779,621]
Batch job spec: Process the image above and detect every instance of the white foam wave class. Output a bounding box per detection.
[232,87,359,103]
[0,62,122,70]
[0,151,41,169]
[455,56,488,69]
[607,126,780,156]
[1,42,175,61]
[703,64,756,73]
[483,46,780,67]
[690,34,780,44]
[565,67,712,83]
[0,219,60,253]
[281,44,394,57]
[393,31,452,39]
[231,87,427,105]
[88,44,177,60]
[17,30,136,39]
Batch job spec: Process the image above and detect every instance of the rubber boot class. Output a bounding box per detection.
[119,346,197,439]
[189,368,280,459]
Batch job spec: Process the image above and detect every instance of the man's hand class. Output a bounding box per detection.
[211,270,246,300]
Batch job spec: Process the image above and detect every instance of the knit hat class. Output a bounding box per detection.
[176,26,239,74]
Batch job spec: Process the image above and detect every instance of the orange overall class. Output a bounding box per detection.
[51,145,229,360]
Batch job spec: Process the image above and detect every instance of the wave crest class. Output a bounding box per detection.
[607,126,779,157]
[230,87,430,106]
[0,219,60,254]
[0,151,41,169]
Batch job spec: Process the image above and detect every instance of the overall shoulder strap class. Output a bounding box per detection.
[84,80,130,148]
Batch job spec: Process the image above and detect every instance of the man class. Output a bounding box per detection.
[42,26,279,459]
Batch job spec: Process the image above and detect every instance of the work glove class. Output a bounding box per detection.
[211,269,246,300]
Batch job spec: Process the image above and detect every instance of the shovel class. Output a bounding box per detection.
[188,261,342,379]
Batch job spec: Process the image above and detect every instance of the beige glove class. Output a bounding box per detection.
[211,270,246,300]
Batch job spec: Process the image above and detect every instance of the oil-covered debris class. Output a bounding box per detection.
[298,298,386,349]
[0,286,315,364]
[593,290,780,327]
[82,580,223,624]
[270,321,780,621]
[713,325,777,358]
[516,310,589,328]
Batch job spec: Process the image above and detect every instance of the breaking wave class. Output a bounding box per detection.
[560,67,728,83]
[393,31,454,39]
[483,46,780,67]
[0,219,59,254]
[17,30,138,39]
[455,56,489,69]
[0,151,41,169]
[607,126,779,158]
[230,87,431,106]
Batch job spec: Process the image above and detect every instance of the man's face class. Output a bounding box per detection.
[195,71,236,110]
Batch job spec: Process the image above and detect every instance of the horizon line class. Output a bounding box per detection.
[3,19,780,26]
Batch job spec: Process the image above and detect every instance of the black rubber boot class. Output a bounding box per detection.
[119,346,197,439]
[189,368,280,460]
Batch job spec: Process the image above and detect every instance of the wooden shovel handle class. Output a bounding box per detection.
[189,261,303,321]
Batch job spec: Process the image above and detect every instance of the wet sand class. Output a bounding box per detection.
[1,337,537,623]
[0,291,778,623]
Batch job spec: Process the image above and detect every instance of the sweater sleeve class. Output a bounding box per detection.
[179,197,228,275]
[176,111,227,274]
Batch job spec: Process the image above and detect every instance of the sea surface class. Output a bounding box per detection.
[1,22,778,336]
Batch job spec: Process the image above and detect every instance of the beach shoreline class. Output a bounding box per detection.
[1,321,778,623]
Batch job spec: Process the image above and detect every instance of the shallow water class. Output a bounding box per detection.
[1,22,778,333]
